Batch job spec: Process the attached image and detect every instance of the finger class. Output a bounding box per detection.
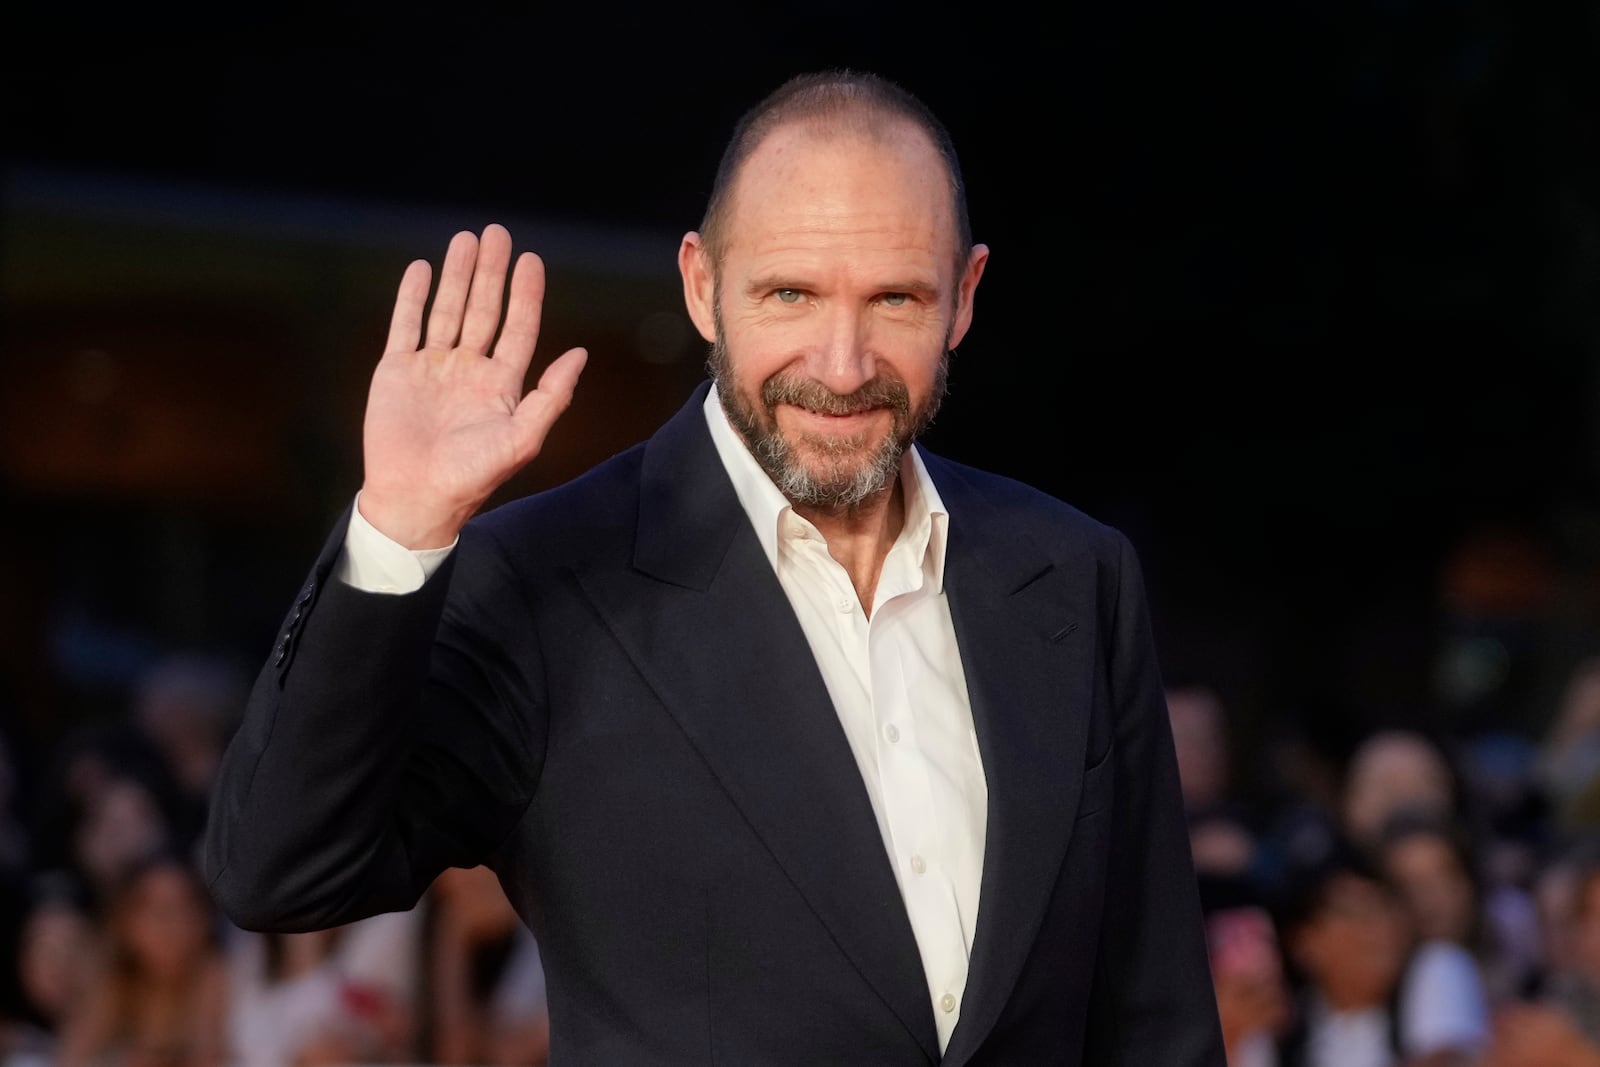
[460,223,513,354]
[385,259,432,354]
[510,347,588,463]
[424,230,480,350]
[491,250,547,379]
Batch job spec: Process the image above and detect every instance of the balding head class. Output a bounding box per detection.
[699,70,973,278]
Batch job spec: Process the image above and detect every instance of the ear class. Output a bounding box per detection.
[678,232,718,344]
[946,243,990,350]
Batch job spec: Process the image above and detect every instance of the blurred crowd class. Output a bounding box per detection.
[0,654,550,1067]
[9,644,1600,1065]
[1180,656,1600,1067]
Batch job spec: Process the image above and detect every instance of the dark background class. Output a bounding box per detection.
[3,6,1599,800]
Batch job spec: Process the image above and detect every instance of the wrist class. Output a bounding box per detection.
[356,487,470,551]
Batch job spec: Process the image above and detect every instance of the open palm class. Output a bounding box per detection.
[359,224,587,549]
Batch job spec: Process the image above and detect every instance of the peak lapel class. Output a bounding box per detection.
[925,456,1101,1067]
[572,385,940,1062]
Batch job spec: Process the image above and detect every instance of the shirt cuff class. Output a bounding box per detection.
[335,492,458,594]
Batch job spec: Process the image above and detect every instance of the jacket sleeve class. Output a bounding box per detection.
[202,506,545,932]
[1083,531,1227,1065]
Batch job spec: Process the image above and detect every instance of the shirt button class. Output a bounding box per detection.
[940,993,957,1013]
[836,596,853,613]
[910,854,926,875]
[884,723,900,744]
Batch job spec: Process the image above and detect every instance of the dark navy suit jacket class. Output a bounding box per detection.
[203,381,1225,1066]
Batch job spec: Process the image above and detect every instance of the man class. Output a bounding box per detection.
[203,70,1225,1065]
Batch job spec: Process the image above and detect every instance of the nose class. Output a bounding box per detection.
[802,304,875,394]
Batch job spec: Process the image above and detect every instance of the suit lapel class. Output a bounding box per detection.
[571,385,940,1063]
[927,455,1100,1067]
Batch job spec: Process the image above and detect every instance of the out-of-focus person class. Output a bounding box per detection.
[1274,840,1490,1067]
[56,852,228,1067]
[1,872,100,1067]
[426,864,547,1066]
[1169,684,1265,885]
[129,653,246,853]
[224,908,421,1067]
[1478,1000,1600,1067]
[1200,873,1292,1067]
[1341,730,1460,857]
[31,725,183,918]
[1536,656,1600,833]
[71,775,172,914]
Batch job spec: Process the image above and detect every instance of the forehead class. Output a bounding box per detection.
[1356,736,1447,781]
[1320,872,1396,916]
[721,121,957,269]
[1386,833,1456,870]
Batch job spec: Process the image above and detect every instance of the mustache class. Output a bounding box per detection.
[759,372,911,418]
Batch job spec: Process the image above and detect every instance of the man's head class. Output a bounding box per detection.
[679,70,988,510]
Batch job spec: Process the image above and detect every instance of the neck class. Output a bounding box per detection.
[793,477,906,618]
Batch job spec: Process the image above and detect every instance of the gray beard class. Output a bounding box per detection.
[706,333,949,511]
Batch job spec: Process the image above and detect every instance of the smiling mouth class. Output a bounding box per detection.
[759,367,913,424]
[783,404,887,426]
[804,406,875,417]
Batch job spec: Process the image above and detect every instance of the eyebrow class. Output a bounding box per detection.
[743,275,941,297]
[878,279,941,297]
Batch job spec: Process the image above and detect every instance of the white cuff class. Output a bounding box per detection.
[335,492,457,594]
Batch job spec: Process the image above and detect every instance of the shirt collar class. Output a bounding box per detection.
[702,384,950,593]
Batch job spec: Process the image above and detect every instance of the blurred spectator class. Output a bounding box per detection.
[1274,839,1490,1066]
[1340,729,1460,856]
[1375,810,1541,1008]
[1377,813,1482,951]
[1535,656,1600,833]
[1454,731,1549,1000]
[1478,1000,1600,1067]
[1168,684,1264,885]
[1169,682,1235,813]
[70,774,174,915]
[1200,873,1292,1066]
[1530,841,1588,996]
[425,865,548,1066]
[129,653,246,851]
[29,723,184,915]
[1,872,99,1067]
[225,910,422,1067]
[1250,725,1346,905]
[1192,808,1266,885]
[1534,847,1600,1044]
[56,851,228,1067]
[1476,845,1600,1067]
[482,928,549,1067]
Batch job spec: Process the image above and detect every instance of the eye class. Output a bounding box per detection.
[881,292,910,307]
[775,288,803,304]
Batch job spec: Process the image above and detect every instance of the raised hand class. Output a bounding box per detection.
[358,224,587,549]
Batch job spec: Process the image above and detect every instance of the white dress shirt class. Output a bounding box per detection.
[336,386,988,1052]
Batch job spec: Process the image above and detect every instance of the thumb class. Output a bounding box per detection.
[510,347,588,463]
